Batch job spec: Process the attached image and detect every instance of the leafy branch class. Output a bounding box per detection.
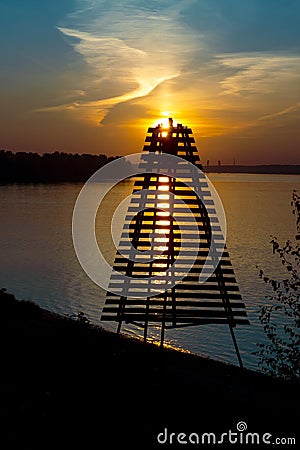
[254,190,300,380]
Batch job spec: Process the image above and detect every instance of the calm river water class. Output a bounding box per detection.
[1,173,299,370]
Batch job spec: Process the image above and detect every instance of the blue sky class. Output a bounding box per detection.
[0,0,300,163]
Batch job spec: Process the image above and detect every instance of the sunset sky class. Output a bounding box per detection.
[1,0,300,164]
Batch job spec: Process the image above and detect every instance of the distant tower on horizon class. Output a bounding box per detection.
[101,118,249,367]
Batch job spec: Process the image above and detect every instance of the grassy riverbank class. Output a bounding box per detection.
[0,289,299,448]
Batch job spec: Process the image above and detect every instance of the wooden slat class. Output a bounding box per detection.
[105,292,242,301]
[123,224,221,232]
[107,280,240,291]
[109,273,238,284]
[127,206,218,215]
[102,306,247,318]
[145,136,195,143]
[129,199,214,208]
[121,233,224,242]
[117,240,223,249]
[147,127,193,134]
[104,298,246,308]
[125,211,217,220]
[134,181,209,188]
[112,253,231,263]
[101,314,249,325]
[113,265,235,274]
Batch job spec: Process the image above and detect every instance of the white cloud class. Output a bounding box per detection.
[52,0,197,123]
[218,53,300,96]
[42,0,300,139]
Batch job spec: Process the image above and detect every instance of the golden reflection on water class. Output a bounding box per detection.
[2,175,300,368]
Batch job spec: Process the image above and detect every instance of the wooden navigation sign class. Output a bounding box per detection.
[101,119,249,367]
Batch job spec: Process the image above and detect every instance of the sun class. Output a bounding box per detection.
[160,118,171,128]
[151,114,177,129]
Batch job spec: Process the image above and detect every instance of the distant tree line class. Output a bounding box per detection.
[1,150,299,183]
[0,150,120,183]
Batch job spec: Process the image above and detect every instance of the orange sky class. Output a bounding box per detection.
[1,0,300,164]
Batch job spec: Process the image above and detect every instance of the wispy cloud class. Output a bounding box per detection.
[45,0,197,123]
[218,53,300,96]
[38,0,300,149]
[258,102,300,122]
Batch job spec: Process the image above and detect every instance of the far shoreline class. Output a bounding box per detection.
[1,149,300,184]
[203,164,300,174]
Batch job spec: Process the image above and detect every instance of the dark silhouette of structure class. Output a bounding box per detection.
[101,119,249,367]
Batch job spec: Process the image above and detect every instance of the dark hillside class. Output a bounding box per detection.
[0,289,299,448]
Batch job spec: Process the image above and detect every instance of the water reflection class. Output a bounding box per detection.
[0,174,300,369]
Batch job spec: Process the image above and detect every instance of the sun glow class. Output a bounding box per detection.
[157,203,170,209]
[158,185,169,191]
[158,176,170,183]
[151,115,178,129]
[157,220,170,226]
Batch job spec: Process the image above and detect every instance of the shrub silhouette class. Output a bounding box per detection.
[255,190,300,380]
[0,288,43,318]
